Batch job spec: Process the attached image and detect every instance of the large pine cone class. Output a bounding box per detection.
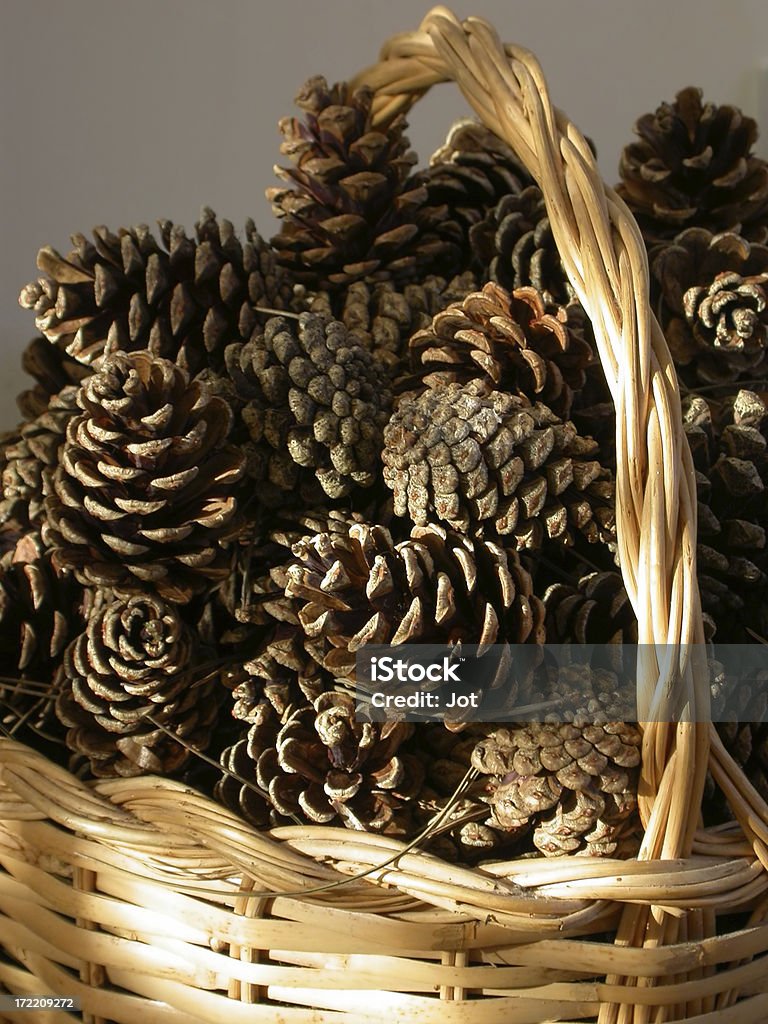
[1,386,80,533]
[470,187,576,306]
[307,272,476,374]
[383,380,614,549]
[408,283,595,419]
[471,719,642,856]
[267,76,461,291]
[652,228,768,386]
[55,591,220,778]
[219,688,424,832]
[225,312,391,502]
[18,208,293,374]
[684,389,768,640]
[45,351,245,603]
[617,88,768,243]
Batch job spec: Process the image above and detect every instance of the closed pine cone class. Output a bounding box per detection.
[470,187,576,306]
[45,351,245,603]
[18,208,293,374]
[408,282,595,419]
[617,87,768,243]
[55,591,221,778]
[651,228,768,387]
[225,312,391,502]
[471,718,642,856]
[267,76,461,290]
[383,379,614,549]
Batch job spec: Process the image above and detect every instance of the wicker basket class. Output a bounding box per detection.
[3,7,768,1022]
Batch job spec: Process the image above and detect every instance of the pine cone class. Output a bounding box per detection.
[419,121,532,266]
[652,228,768,386]
[0,535,86,676]
[225,312,391,502]
[683,389,768,640]
[219,689,424,832]
[282,522,545,704]
[543,571,638,644]
[1,386,79,533]
[307,272,476,373]
[617,87,768,242]
[408,282,595,419]
[45,351,245,603]
[383,380,615,549]
[16,337,90,421]
[55,591,220,778]
[470,187,576,305]
[18,208,293,374]
[471,719,642,855]
[267,76,461,291]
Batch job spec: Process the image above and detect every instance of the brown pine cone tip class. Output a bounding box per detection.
[219,689,424,832]
[471,719,642,856]
[382,380,615,549]
[45,350,245,603]
[652,228,768,386]
[419,121,533,264]
[617,87,768,242]
[408,282,595,419]
[282,521,545,725]
[1,385,80,534]
[306,271,477,373]
[18,208,294,374]
[17,337,91,421]
[225,312,391,503]
[0,533,88,675]
[469,186,576,306]
[267,76,463,291]
[683,388,768,640]
[55,591,220,778]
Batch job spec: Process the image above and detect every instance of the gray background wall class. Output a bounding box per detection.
[3,0,768,427]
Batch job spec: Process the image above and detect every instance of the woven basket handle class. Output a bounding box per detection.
[351,6,709,858]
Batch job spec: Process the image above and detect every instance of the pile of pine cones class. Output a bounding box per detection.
[4,75,768,863]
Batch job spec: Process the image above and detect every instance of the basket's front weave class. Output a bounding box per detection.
[3,8,768,1024]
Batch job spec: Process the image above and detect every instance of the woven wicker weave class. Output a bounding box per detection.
[2,8,768,1022]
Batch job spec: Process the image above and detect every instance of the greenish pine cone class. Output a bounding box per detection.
[651,228,768,387]
[54,591,221,778]
[382,380,615,549]
[617,87,768,244]
[408,282,595,419]
[470,186,576,306]
[1,385,80,533]
[18,208,294,374]
[267,76,462,291]
[44,351,245,603]
[471,720,642,856]
[225,312,391,503]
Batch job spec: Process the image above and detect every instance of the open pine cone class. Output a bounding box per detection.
[18,208,293,374]
[44,350,245,603]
